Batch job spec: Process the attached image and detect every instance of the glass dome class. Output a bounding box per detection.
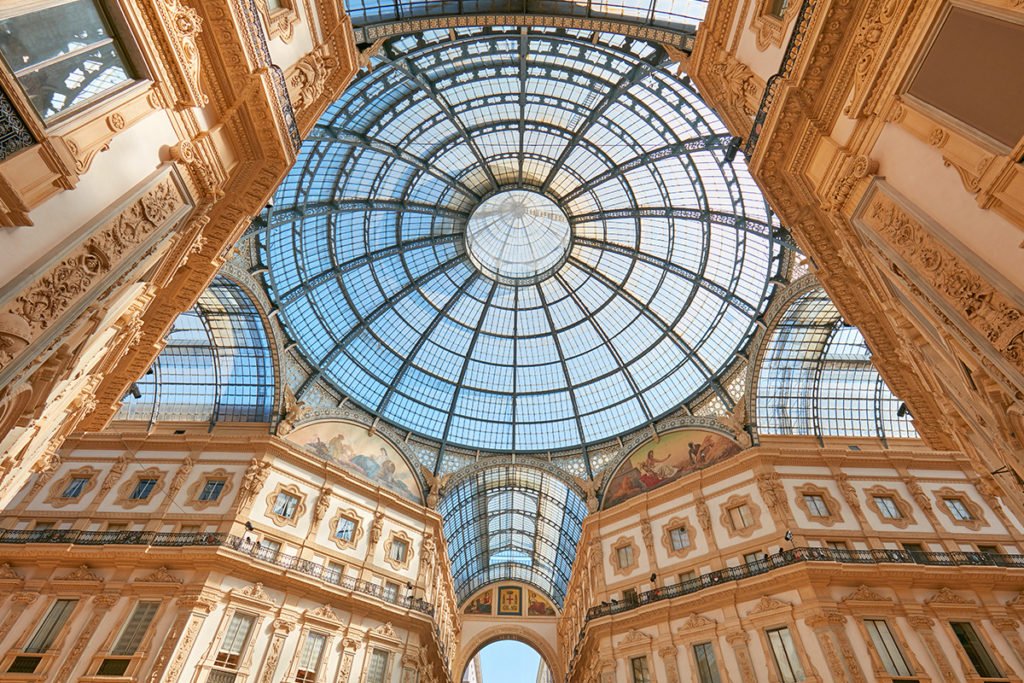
[259,27,788,453]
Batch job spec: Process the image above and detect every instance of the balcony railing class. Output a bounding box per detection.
[0,90,35,161]
[585,546,1024,620]
[0,529,433,615]
[743,0,820,158]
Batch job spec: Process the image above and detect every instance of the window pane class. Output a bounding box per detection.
[0,1,133,120]
[693,643,721,683]
[220,613,255,657]
[26,599,77,652]
[766,627,805,683]
[945,498,972,521]
[200,480,226,501]
[62,477,89,498]
[112,601,160,655]
[670,527,690,550]
[131,479,157,500]
[274,493,298,517]
[951,622,1001,678]
[865,619,912,676]
[336,517,355,541]
[366,649,390,683]
[630,656,650,683]
[297,631,327,675]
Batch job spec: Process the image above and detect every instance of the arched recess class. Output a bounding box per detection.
[456,626,562,683]
[751,283,918,444]
[437,463,587,608]
[114,276,276,426]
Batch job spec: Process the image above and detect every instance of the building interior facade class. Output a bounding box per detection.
[0,0,1023,682]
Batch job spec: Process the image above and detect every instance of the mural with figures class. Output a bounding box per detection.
[602,429,742,508]
[462,583,557,617]
[286,420,422,503]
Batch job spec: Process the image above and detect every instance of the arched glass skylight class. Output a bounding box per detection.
[437,465,587,606]
[755,288,918,442]
[115,277,275,424]
[258,27,788,454]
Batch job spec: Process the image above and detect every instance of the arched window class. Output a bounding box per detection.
[116,277,275,424]
[438,465,587,607]
[754,288,917,442]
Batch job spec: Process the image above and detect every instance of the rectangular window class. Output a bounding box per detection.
[874,496,902,519]
[825,541,848,550]
[903,543,926,563]
[62,477,90,498]
[383,581,399,601]
[33,521,54,531]
[766,626,805,683]
[295,631,327,683]
[259,539,281,560]
[767,0,789,19]
[950,622,1001,678]
[693,642,722,683]
[0,1,137,121]
[25,599,77,652]
[623,588,638,604]
[214,613,255,670]
[944,497,973,521]
[669,526,690,551]
[335,516,356,542]
[728,504,753,530]
[199,479,226,502]
[616,544,634,569]
[111,600,160,655]
[679,570,697,584]
[365,648,390,683]
[803,494,829,517]
[273,492,299,518]
[388,539,408,564]
[630,656,651,683]
[865,619,913,676]
[744,552,762,565]
[130,478,158,500]
[325,561,344,584]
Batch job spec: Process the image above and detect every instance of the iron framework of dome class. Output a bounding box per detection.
[256,26,792,457]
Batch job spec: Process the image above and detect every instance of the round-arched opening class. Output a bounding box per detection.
[462,640,552,683]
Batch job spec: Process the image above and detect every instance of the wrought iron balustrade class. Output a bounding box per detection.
[0,528,433,614]
[585,545,1024,620]
[743,0,819,158]
[1,89,34,161]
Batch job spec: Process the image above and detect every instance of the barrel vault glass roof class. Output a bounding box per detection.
[257,25,790,455]
[438,465,587,606]
[756,288,918,443]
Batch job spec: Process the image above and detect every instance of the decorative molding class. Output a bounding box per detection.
[609,536,640,576]
[265,482,306,528]
[184,468,234,510]
[0,173,187,377]
[678,613,716,631]
[44,466,99,508]
[660,516,696,560]
[307,604,342,623]
[863,484,916,529]
[115,466,166,509]
[56,564,103,582]
[136,566,183,584]
[237,582,275,604]
[719,493,762,539]
[383,529,415,571]
[793,483,844,527]
[0,563,21,580]
[238,459,271,510]
[329,508,364,551]
[932,486,986,531]
[925,587,976,606]
[842,585,892,603]
[751,0,800,51]
[746,595,790,616]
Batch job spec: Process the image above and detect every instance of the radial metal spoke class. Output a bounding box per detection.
[572,236,759,317]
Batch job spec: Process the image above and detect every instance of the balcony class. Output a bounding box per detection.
[586,546,1024,620]
[0,529,433,615]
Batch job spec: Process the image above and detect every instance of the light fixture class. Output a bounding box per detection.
[897,402,911,418]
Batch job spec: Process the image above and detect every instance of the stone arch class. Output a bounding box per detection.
[455,625,562,683]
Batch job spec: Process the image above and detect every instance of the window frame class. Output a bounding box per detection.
[765,626,805,683]
[0,0,149,130]
[692,642,722,683]
[949,621,1002,679]
[629,655,651,683]
[864,618,914,677]
[213,611,257,671]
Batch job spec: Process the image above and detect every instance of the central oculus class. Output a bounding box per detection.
[465,190,572,284]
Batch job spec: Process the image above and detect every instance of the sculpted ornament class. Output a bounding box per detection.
[419,465,451,509]
[239,459,271,508]
[57,565,103,582]
[288,45,337,111]
[717,398,751,448]
[571,469,606,513]
[276,386,311,435]
[312,488,331,528]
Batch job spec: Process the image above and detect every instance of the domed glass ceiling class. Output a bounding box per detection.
[260,26,789,453]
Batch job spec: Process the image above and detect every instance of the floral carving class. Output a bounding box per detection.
[137,566,182,583]
[57,565,103,582]
[0,177,184,373]
[288,45,337,111]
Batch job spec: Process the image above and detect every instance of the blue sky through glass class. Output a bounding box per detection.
[476,641,542,683]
